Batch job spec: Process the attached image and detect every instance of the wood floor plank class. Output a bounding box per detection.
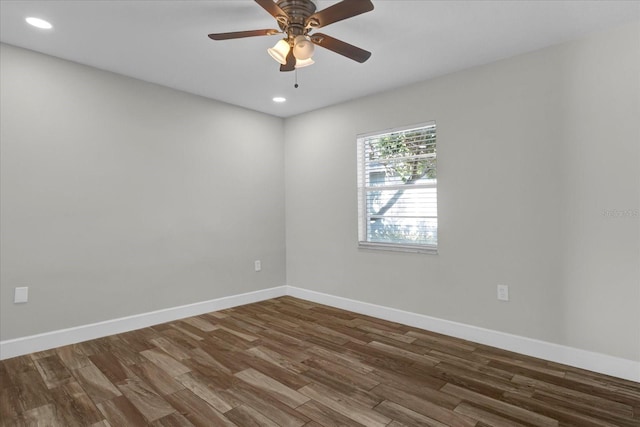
[211,314,265,335]
[370,340,441,367]
[88,353,129,385]
[55,344,92,371]
[48,381,104,427]
[2,296,639,427]
[298,382,390,427]
[77,337,116,357]
[3,356,36,377]
[174,371,235,413]
[168,324,206,342]
[562,371,640,406]
[182,356,238,390]
[368,363,448,393]
[301,364,373,401]
[358,324,418,344]
[116,375,176,422]
[19,403,67,427]
[483,353,568,378]
[374,399,449,427]
[140,349,191,377]
[441,383,559,427]
[0,386,25,421]
[503,390,624,427]
[301,356,380,390]
[188,347,233,375]
[151,412,195,427]
[108,338,148,366]
[238,353,310,390]
[407,330,477,353]
[234,368,309,409]
[217,325,259,343]
[164,389,236,427]
[96,395,149,426]
[226,381,310,427]
[181,316,219,333]
[158,327,201,350]
[454,402,529,427]
[33,355,74,389]
[296,399,365,427]
[126,361,185,396]
[511,374,635,420]
[8,371,52,412]
[114,335,153,358]
[531,390,639,427]
[150,337,192,361]
[72,362,122,403]
[224,404,279,427]
[246,345,308,374]
[0,363,12,391]
[433,361,522,396]
[371,383,476,427]
[429,349,514,381]
[370,366,455,406]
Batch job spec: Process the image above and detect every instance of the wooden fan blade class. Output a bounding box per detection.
[306,0,374,29]
[310,33,371,63]
[208,29,280,40]
[255,0,288,20]
[280,49,296,72]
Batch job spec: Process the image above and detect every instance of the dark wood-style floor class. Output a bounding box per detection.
[1,297,638,427]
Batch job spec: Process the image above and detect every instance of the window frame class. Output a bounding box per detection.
[357,121,438,254]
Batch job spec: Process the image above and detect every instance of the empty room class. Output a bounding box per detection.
[1,0,639,426]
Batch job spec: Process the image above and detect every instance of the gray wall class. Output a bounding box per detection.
[285,22,640,361]
[1,44,286,340]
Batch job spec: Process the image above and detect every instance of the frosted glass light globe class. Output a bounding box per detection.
[268,39,290,65]
[295,58,315,68]
[293,35,315,60]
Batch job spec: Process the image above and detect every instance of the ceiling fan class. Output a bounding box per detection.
[208,0,374,72]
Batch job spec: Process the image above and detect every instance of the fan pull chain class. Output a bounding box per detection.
[294,69,299,89]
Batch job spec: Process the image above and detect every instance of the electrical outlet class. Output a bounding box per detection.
[254,260,261,272]
[14,287,29,304]
[497,284,509,301]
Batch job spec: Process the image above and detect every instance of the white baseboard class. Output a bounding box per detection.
[0,286,287,360]
[286,287,640,383]
[2,285,638,382]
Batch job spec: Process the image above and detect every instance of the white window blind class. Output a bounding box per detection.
[357,122,437,253]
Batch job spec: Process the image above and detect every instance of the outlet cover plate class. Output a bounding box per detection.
[14,287,29,303]
[497,284,509,301]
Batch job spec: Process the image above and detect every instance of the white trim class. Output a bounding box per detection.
[286,287,640,383]
[2,285,638,383]
[0,286,287,360]
[358,241,438,255]
[357,120,436,139]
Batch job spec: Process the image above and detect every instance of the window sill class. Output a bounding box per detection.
[358,242,438,255]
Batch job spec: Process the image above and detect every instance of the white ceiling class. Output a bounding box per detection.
[1,1,639,118]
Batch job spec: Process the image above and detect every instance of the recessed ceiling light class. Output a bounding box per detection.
[273,97,286,103]
[26,17,53,29]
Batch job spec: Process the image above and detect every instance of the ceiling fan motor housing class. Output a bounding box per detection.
[276,0,318,40]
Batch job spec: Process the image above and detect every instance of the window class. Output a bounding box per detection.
[357,122,437,253]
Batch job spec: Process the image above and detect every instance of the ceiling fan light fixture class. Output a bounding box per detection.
[267,39,290,65]
[293,35,315,60]
[295,57,315,68]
